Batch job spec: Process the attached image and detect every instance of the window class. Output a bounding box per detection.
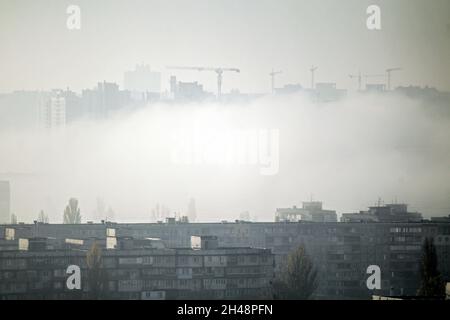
[119,257,143,265]
[178,256,188,264]
[180,279,188,287]
[41,270,51,277]
[53,282,63,289]
[54,269,65,277]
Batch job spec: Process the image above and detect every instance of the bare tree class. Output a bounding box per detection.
[38,210,49,223]
[151,203,171,222]
[86,242,108,299]
[272,245,318,300]
[63,198,81,224]
[417,237,445,297]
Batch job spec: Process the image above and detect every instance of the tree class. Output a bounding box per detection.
[151,203,171,222]
[86,242,109,299]
[417,237,445,297]
[38,210,49,223]
[272,245,318,300]
[63,198,81,224]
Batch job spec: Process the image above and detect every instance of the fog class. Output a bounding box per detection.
[1,92,450,223]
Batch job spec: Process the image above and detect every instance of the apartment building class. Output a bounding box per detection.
[0,235,274,300]
[276,201,337,222]
[1,204,449,300]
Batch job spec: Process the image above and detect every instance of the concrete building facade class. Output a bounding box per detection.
[0,235,274,300]
[276,201,337,222]
[1,218,449,299]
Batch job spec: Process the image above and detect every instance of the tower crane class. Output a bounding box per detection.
[269,69,282,94]
[166,66,240,99]
[386,67,402,91]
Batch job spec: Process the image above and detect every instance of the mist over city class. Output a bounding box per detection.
[0,0,449,304]
[1,91,450,223]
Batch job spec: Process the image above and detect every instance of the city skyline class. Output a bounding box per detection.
[1,0,450,94]
[0,0,449,304]
[1,64,449,96]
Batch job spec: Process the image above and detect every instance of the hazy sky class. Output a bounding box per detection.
[1,0,450,223]
[1,0,449,93]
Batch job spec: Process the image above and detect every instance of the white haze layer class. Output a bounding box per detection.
[1,92,449,223]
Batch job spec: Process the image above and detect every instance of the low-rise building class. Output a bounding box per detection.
[341,204,422,223]
[0,234,274,300]
[1,210,449,300]
[276,201,337,222]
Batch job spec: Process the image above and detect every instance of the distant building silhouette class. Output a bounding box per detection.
[275,201,337,222]
[62,88,83,123]
[275,84,303,95]
[81,81,130,119]
[124,64,161,103]
[341,203,422,222]
[314,83,347,102]
[0,181,10,224]
[169,76,214,102]
[38,90,66,129]
[365,83,386,93]
[124,64,161,93]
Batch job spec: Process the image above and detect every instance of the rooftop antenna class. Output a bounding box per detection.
[269,69,282,94]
